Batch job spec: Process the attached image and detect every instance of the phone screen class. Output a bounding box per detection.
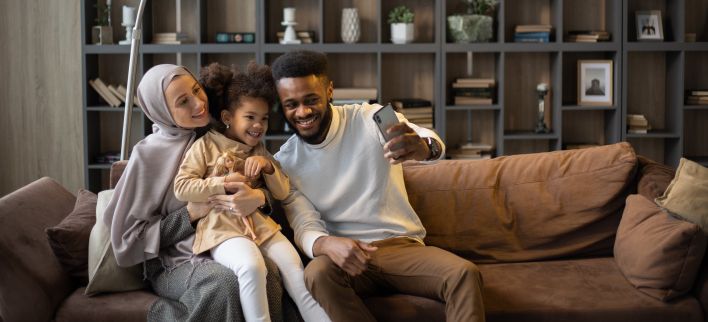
[373,104,401,141]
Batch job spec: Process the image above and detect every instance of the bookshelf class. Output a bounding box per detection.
[81,0,708,191]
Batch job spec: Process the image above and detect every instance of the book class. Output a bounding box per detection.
[215,32,255,43]
[689,90,708,96]
[515,24,553,33]
[627,114,649,127]
[107,85,125,103]
[91,78,121,107]
[116,85,141,108]
[391,98,432,109]
[454,96,493,105]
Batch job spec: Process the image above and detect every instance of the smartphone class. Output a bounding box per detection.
[373,103,401,141]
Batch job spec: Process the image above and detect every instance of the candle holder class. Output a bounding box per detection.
[119,6,136,45]
[280,7,301,44]
[534,83,550,134]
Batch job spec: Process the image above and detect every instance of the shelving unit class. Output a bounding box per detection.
[81,0,708,191]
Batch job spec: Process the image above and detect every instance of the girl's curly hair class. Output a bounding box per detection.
[199,61,276,131]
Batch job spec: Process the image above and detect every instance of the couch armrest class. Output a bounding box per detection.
[0,177,76,322]
[636,155,675,200]
[110,161,128,188]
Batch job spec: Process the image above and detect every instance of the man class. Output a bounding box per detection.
[586,78,604,96]
[272,50,485,322]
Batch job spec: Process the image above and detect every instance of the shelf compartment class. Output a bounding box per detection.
[503,139,557,155]
[626,51,682,136]
[324,0,376,44]
[326,53,377,93]
[504,0,558,43]
[562,51,619,106]
[684,51,708,106]
[86,111,145,173]
[562,0,618,43]
[562,109,618,148]
[381,53,435,107]
[627,0,680,42]
[142,0,199,44]
[444,110,497,156]
[85,54,130,107]
[381,0,437,44]
[144,53,199,78]
[445,52,500,106]
[203,0,256,44]
[266,0,320,44]
[686,0,708,42]
[684,110,708,161]
[626,137,681,167]
[503,52,558,134]
[201,53,257,71]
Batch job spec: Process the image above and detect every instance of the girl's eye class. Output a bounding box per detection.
[179,98,189,106]
[246,115,255,120]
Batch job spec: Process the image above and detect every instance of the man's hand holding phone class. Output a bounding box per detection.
[373,104,430,164]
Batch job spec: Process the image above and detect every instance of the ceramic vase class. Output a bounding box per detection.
[341,8,361,44]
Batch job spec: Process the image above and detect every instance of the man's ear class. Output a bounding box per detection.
[326,80,334,104]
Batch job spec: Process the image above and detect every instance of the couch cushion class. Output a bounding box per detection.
[0,177,75,322]
[403,142,637,263]
[480,257,702,322]
[46,189,97,285]
[614,194,707,301]
[55,287,157,322]
[636,155,675,200]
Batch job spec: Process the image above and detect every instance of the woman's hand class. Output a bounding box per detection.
[209,182,266,218]
[244,156,274,178]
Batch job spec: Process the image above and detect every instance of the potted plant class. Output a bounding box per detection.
[91,2,113,45]
[447,0,498,43]
[388,5,415,44]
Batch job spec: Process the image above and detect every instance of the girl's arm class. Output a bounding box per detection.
[174,139,226,202]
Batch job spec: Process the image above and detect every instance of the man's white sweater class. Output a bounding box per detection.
[274,103,445,258]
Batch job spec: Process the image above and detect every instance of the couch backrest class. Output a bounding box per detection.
[403,142,638,263]
[0,177,75,322]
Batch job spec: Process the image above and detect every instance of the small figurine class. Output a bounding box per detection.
[211,151,257,240]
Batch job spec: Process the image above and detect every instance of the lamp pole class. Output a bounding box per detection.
[120,0,147,161]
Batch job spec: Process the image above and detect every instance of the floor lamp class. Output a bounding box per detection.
[120,0,147,161]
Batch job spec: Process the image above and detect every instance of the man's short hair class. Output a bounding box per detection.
[271,50,328,82]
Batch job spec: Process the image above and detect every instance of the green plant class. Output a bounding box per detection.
[388,5,414,24]
[94,2,111,26]
[463,0,498,16]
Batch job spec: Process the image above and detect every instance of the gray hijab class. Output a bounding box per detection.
[104,64,198,267]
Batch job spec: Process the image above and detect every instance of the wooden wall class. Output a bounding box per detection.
[0,0,83,196]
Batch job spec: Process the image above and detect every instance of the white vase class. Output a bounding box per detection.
[341,8,360,44]
[391,23,414,44]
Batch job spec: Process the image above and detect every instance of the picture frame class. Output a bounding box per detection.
[578,60,613,106]
[635,10,664,41]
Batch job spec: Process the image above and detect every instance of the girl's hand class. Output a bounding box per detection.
[244,156,274,178]
[224,171,248,184]
[209,182,266,218]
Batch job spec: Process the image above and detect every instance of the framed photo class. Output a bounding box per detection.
[578,60,613,106]
[635,10,664,41]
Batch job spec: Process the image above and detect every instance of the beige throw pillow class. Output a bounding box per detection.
[655,158,708,231]
[85,189,145,296]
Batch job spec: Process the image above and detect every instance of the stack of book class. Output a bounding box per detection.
[391,98,433,130]
[687,89,708,105]
[215,32,255,43]
[152,32,188,44]
[627,114,651,134]
[277,31,315,43]
[452,78,495,105]
[95,151,120,164]
[332,87,378,106]
[88,77,140,108]
[565,30,611,42]
[447,142,493,160]
[514,25,552,43]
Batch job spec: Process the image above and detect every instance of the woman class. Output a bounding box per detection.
[103,64,283,322]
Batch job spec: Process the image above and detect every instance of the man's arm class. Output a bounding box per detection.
[280,187,329,258]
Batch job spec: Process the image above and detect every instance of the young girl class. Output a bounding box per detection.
[173,62,329,322]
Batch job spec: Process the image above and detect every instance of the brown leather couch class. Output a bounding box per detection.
[2,142,706,322]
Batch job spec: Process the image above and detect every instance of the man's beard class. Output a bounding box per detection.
[286,105,333,145]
